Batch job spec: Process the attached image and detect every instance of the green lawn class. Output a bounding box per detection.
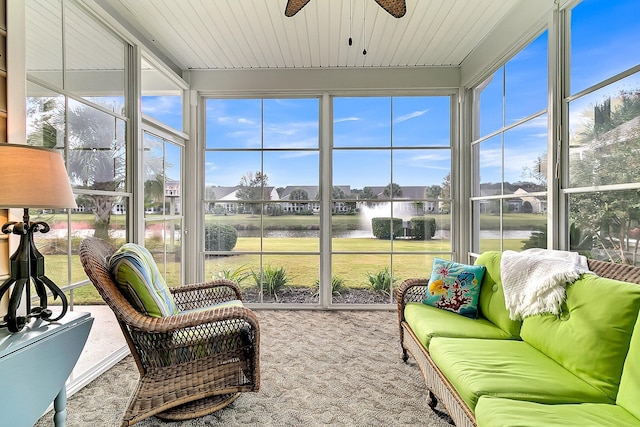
[40,211,543,304]
[49,235,529,304]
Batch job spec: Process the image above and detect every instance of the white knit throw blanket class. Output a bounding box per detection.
[500,248,591,320]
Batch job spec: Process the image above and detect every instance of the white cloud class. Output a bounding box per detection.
[394,109,429,124]
[334,117,360,123]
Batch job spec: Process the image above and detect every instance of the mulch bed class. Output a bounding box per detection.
[242,287,394,304]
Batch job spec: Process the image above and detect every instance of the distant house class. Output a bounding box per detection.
[205,185,280,214]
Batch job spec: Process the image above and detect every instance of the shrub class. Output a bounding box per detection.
[215,264,251,285]
[204,224,238,251]
[366,267,397,296]
[314,274,347,296]
[410,217,437,240]
[251,265,289,299]
[371,217,403,240]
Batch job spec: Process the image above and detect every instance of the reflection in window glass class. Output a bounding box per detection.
[478,135,502,193]
[67,99,126,191]
[26,90,65,149]
[64,0,125,109]
[569,190,640,263]
[141,58,183,131]
[503,114,548,190]
[568,73,640,188]
[26,0,63,87]
[144,132,183,285]
[570,0,640,95]
[505,32,548,124]
[476,69,503,139]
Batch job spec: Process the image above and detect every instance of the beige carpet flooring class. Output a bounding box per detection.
[37,310,453,426]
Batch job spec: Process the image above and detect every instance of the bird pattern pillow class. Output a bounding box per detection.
[423,258,485,318]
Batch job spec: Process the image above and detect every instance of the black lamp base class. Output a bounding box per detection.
[0,208,68,333]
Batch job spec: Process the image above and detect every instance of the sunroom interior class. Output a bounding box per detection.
[1,0,639,415]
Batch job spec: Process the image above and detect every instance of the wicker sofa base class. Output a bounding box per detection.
[401,322,476,427]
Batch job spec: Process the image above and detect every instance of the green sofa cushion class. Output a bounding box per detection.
[520,273,640,401]
[475,396,640,427]
[618,312,640,419]
[475,251,522,338]
[404,302,513,349]
[429,337,613,411]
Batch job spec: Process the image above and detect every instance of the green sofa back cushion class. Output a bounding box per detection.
[475,251,522,338]
[617,311,640,418]
[110,243,178,317]
[520,273,640,401]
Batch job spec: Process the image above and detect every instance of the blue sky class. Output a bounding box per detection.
[138,0,639,190]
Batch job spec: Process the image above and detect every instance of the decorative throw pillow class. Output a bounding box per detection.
[109,243,178,317]
[423,258,486,318]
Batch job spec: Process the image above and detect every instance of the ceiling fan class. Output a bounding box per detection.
[285,0,407,18]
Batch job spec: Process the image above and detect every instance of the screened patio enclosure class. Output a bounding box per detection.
[5,0,639,402]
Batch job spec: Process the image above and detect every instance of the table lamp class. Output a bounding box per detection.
[0,143,77,332]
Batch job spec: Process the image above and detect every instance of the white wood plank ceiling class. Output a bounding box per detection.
[100,0,519,70]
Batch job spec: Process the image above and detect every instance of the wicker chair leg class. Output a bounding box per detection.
[426,390,438,409]
[402,348,409,362]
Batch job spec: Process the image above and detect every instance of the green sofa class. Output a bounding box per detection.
[397,251,640,426]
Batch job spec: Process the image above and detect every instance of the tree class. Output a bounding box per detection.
[27,97,128,240]
[361,187,378,200]
[569,89,640,263]
[289,188,309,200]
[383,182,402,198]
[424,185,442,199]
[521,154,547,187]
[332,186,346,200]
[236,171,269,215]
[440,173,451,213]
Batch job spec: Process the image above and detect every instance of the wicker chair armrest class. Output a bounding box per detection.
[171,278,243,311]
[133,304,258,334]
[396,277,429,321]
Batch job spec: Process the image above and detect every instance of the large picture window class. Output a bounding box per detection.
[25,0,130,377]
[471,31,549,254]
[566,0,640,263]
[204,95,452,306]
[204,98,321,304]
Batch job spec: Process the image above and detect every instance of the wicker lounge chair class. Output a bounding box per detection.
[79,237,260,427]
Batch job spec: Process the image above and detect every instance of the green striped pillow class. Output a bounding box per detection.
[109,243,178,317]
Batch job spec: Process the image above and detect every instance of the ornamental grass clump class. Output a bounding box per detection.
[251,265,289,300]
[314,274,347,296]
[215,264,251,285]
[366,267,397,296]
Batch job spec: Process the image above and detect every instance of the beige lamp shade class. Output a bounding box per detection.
[0,143,77,209]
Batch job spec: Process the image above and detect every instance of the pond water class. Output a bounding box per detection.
[238,229,536,239]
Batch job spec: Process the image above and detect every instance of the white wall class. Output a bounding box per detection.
[187,66,460,94]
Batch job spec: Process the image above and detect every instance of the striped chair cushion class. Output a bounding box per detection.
[109,243,178,317]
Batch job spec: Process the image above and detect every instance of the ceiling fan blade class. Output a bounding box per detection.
[285,0,312,17]
[374,0,406,18]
